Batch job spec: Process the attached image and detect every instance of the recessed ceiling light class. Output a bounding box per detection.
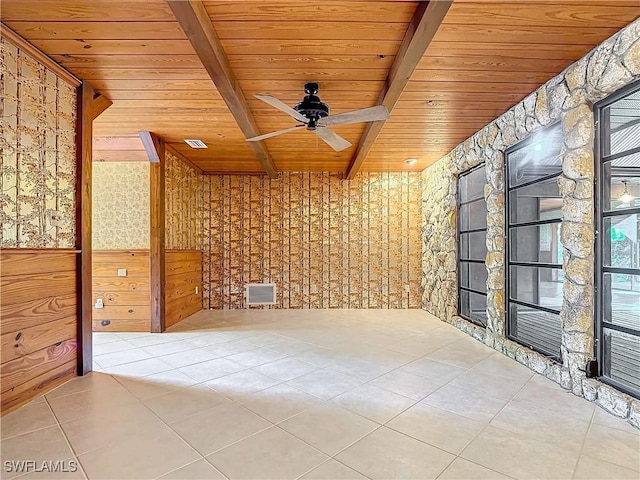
[184,139,207,149]
[404,158,417,166]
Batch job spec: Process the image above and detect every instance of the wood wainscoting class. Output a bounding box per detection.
[92,250,150,332]
[0,249,78,414]
[166,250,202,328]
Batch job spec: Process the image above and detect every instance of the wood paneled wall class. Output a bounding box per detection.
[166,250,202,328]
[92,250,150,332]
[203,172,423,309]
[0,249,78,414]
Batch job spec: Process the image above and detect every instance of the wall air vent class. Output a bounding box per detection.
[246,283,276,306]
[184,139,207,149]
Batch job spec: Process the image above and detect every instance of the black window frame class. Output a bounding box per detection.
[505,122,564,361]
[457,163,488,327]
[595,79,640,399]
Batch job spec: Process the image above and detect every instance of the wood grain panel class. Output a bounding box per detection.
[0,1,176,21]
[93,250,150,263]
[91,278,148,293]
[92,262,150,277]
[165,251,202,327]
[0,271,76,308]
[202,1,416,22]
[1,316,76,364]
[417,56,570,73]
[93,291,150,307]
[424,41,594,60]
[223,39,403,56]
[166,294,201,327]
[1,339,77,403]
[93,305,150,320]
[92,250,150,332]
[443,3,640,27]
[5,22,186,40]
[213,21,407,41]
[91,319,150,332]
[1,361,76,414]
[0,294,77,334]
[0,233,79,414]
[433,23,622,45]
[0,249,78,277]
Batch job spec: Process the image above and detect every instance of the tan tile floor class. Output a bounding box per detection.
[1,309,639,479]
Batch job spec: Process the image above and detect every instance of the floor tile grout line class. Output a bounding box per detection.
[105,371,222,480]
[41,395,89,480]
[569,407,598,479]
[294,456,373,480]
[447,370,536,479]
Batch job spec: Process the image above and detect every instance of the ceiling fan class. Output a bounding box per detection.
[246,82,390,152]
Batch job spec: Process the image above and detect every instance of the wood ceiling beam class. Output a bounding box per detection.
[345,0,452,180]
[92,93,112,120]
[139,131,163,163]
[167,0,278,178]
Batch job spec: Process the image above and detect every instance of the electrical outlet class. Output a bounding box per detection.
[94,298,104,309]
[117,268,127,277]
[404,285,410,293]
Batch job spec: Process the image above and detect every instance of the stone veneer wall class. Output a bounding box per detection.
[421,18,640,427]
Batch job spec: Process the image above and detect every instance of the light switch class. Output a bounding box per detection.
[117,268,127,277]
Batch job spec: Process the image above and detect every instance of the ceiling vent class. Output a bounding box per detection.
[184,139,207,149]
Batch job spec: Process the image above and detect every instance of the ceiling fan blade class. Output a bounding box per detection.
[314,127,352,152]
[246,125,304,142]
[318,105,389,127]
[254,94,309,123]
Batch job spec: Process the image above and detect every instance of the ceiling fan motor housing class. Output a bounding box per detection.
[294,82,329,129]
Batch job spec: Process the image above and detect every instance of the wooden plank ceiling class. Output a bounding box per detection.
[2,0,639,174]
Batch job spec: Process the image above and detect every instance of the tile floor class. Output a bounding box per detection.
[1,309,639,480]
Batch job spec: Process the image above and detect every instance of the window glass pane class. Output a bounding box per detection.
[460,289,487,326]
[509,177,562,224]
[603,328,640,395]
[460,261,488,293]
[460,231,487,261]
[603,214,640,269]
[608,91,640,156]
[460,199,487,232]
[605,165,640,211]
[508,124,563,188]
[459,167,485,203]
[509,265,563,311]
[603,273,640,331]
[509,223,563,264]
[509,303,562,358]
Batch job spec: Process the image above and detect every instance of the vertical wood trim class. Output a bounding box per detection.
[150,137,166,332]
[76,81,93,375]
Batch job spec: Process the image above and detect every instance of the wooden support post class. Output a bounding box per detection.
[76,81,94,375]
[149,135,166,333]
